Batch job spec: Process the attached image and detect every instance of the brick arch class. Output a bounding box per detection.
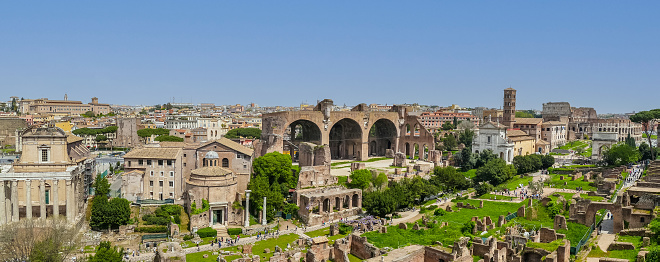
[329,118,363,160]
[584,202,623,233]
[367,118,399,156]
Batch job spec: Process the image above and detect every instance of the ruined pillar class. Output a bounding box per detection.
[25,180,32,220]
[262,197,267,225]
[245,190,251,227]
[0,180,5,225]
[39,180,46,219]
[66,179,73,222]
[52,179,59,217]
[11,180,18,222]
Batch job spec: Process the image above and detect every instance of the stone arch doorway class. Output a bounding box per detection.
[329,118,363,160]
[287,119,322,162]
[368,119,397,156]
[422,144,429,160]
[405,143,410,157]
[323,198,330,213]
[584,202,623,233]
[352,194,359,208]
[343,195,350,208]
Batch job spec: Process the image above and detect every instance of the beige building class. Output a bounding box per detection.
[25,96,110,116]
[123,148,184,201]
[506,129,536,156]
[541,121,567,149]
[1,126,92,225]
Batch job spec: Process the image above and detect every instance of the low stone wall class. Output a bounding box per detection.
[350,234,381,260]
[618,228,652,237]
[607,242,635,251]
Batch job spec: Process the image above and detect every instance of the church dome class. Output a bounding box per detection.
[204,151,219,159]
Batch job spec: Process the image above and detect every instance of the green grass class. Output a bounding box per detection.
[441,199,526,223]
[306,227,330,238]
[330,157,391,167]
[548,174,596,191]
[187,251,243,262]
[363,223,466,248]
[182,237,216,248]
[462,169,477,179]
[477,194,517,201]
[559,140,590,151]
[501,176,534,191]
[580,194,605,202]
[337,176,348,187]
[556,223,590,246]
[219,233,299,261]
[526,239,564,252]
[587,235,642,262]
[348,253,362,262]
[642,133,658,139]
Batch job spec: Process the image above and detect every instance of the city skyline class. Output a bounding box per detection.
[2,1,659,113]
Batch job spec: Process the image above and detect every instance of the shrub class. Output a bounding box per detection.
[338,223,353,235]
[196,227,217,238]
[135,226,167,233]
[183,235,194,241]
[461,221,475,235]
[475,182,494,196]
[227,228,243,236]
[434,208,447,216]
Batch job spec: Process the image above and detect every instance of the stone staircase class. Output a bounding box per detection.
[212,224,229,237]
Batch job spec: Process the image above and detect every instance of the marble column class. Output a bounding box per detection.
[262,196,267,225]
[25,180,32,219]
[0,180,5,225]
[11,180,18,222]
[39,180,46,219]
[244,190,251,227]
[66,179,73,222]
[52,179,59,217]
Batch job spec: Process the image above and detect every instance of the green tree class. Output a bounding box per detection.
[442,134,458,151]
[349,169,372,190]
[640,142,654,161]
[475,149,497,168]
[515,111,534,118]
[137,128,170,138]
[630,109,660,160]
[458,129,474,150]
[82,111,96,117]
[95,135,108,142]
[93,176,111,196]
[625,134,636,148]
[372,172,389,191]
[154,135,184,142]
[87,241,124,262]
[452,116,459,129]
[455,147,475,171]
[603,143,640,166]
[474,158,516,186]
[362,190,397,217]
[441,122,455,131]
[225,128,262,139]
[431,166,470,193]
[474,181,494,196]
[541,155,555,169]
[247,152,298,222]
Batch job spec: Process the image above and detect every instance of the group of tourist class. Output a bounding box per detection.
[626,166,642,185]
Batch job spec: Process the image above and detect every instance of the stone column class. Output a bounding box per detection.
[244,190,251,227]
[0,180,5,225]
[52,179,59,217]
[39,180,46,219]
[25,180,32,220]
[262,197,267,225]
[66,179,73,222]
[11,180,18,222]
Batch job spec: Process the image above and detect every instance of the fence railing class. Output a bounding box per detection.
[505,212,518,221]
[141,233,168,241]
[570,211,605,255]
[136,199,175,205]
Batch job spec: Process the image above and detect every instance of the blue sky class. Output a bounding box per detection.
[1,1,658,113]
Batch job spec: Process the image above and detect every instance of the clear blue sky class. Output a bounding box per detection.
[1,1,658,113]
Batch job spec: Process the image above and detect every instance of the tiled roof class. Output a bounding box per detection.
[67,135,83,143]
[514,118,543,125]
[506,130,529,137]
[191,166,233,177]
[197,138,254,156]
[123,147,181,159]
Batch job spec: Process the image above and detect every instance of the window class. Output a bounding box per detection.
[147,160,152,165]
[167,160,172,166]
[158,160,163,166]
[128,161,131,167]
[41,149,49,162]
[184,154,186,157]
[170,171,174,177]
[159,181,163,187]
[184,163,186,167]
[150,192,154,198]
[222,158,229,168]
[487,136,491,143]
[149,181,154,187]
[150,171,154,176]
[139,159,143,165]
[237,154,242,159]
[169,192,174,198]
[160,171,164,177]
[641,217,645,223]
[169,181,174,187]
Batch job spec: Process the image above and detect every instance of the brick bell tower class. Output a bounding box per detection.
[503,88,516,129]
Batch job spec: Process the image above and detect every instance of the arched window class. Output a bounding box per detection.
[222,158,229,168]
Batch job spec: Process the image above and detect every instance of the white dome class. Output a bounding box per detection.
[204,151,219,159]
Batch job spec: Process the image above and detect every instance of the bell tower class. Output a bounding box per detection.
[503,88,516,129]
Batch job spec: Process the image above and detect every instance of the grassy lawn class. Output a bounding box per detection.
[182,237,216,248]
[526,239,564,252]
[548,174,596,191]
[588,235,642,261]
[186,233,301,262]
[501,176,534,191]
[642,133,658,139]
[477,194,517,201]
[441,199,526,223]
[462,169,477,179]
[559,140,590,151]
[187,251,243,262]
[580,194,605,202]
[305,227,329,238]
[506,202,589,247]
[363,222,465,248]
[348,253,362,262]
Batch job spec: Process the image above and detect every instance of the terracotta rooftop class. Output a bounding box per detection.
[123,147,181,159]
[191,166,234,177]
[514,118,543,125]
[67,135,83,143]
[198,138,254,156]
[506,130,529,137]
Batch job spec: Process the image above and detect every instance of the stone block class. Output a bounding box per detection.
[608,242,636,251]
[497,215,505,227]
[351,162,366,172]
[643,237,650,247]
[479,201,484,208]
[243,244,253,254]
[517,205,526,217]
[264,248,271,254]
[380,226,387,233]
[398,223,407,229]
[394,168,401,175]
[540,227,557,243]
[385,149,395,158]
[413,222,421,230]
[393,152,406,167]
[554,215,567,230]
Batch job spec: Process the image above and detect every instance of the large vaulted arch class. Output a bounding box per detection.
[286,119,322,162]
[368,119,397,156]
[329,118,363,159]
